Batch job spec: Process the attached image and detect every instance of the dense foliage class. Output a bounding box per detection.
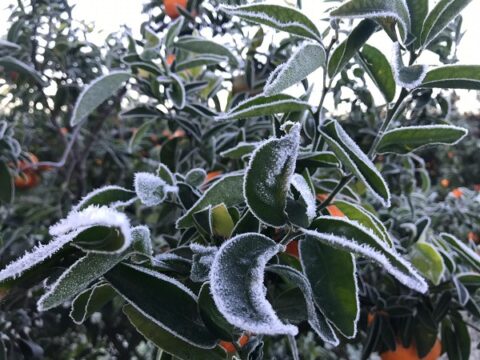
[1,0,480,359]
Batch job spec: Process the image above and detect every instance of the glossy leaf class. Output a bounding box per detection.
[244,124,300,227]
[328,19,377,77]
[303,216,428,293]
[420,0,473,48]
[299,238,358,338]
[320,120,391,207]
[175,54,228,71]
[377,125,468,154]
[359,44,396,102]
[105,263,218,348]
[221,4,322,42]
[264,43,325,95]
[330,0,410,41]
[420,65,480,90]
[70,71,130,126]
[176,173,244,228]
[409,242,445,285]
[175,36,238,66]
[216,94,310,122]
[406,0,428,48]
[70,283,116,324]
[209,203,235,238]
[210,233,298,336]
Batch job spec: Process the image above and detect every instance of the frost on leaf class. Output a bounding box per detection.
[264,42,325,96]
[131,225,152,256]
[134,172,178,207]
[303,216,428,293]
[244,123,301,227]
[290,174,316,223]
[392,42,428,89]
[73,185,137,211]
[210,233,298,336]
[190,243,218,283]
[267,265,339,345]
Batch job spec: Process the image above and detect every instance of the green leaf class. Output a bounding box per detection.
[333,200,393,247]
[0,160,13,204]
[105,263,218,348]
[129,120,153,153]
[176,173,244,229]
[359,44,396,102]
[420,0,473,48]
[409,242,445,285]
[70,71,130,126]
[185,169,206,187]
[244,125,300,227]
[406,0,428,48]
[72,225,129,254]
[210,233,298,336]
[167,73,186,109]
[267,264,339,345]
[209,204,235,238]
[220,142,258,159]
[328,19,377,77]
[299,237,358,338]
[74,185,136,211]
[124,305,226,360]
[37,251,127,310]
[220,4,322,42]
[320,120,391,207]
[165,16,184,48]
[296,151,339,169]
[175,36,238,66]
[175,54,228,71]
[330,0,410,41]
[420,65,480,90]
[440,233,480,272]
[216,94,310,121]
[264,43,325,95]
[0,56,46,86]
[377,125,468,154]
[392,42,428,89]
[70,283,116,324]
[441,315,470,360]
[198,282,235,341]
[304,216,428,293]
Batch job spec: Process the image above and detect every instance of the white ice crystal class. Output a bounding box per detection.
[134,172,178,207]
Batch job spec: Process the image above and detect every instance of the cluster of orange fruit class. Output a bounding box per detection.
[13,153,51,189]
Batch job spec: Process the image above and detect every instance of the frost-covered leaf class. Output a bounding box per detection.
[406,0,428,48]
[409,242,445,285]
[420,0,473,48]
[267,265,339,345]
[198,282,235,341]
[289,174,316,225]
[128,120,153,153]
[0,160,13,204]
[120,105,164,119]
[38,250,127,311]
[176,173,244,229]
[0,56,46,86]
[296,151,339,169]
[221,4,322,42]
[105,263,218,348]
[359,44,396,102]
[216,94,310,122]
[231,210,260,236]
[220,142,258,159]
[210,233,298,336]
[303,216,428,293]
[70,71,130,126]
[175,35,238,66]
[124,305,226,360]
[70,283,116,324]
[392,42,428,89]
[330,0,410,41]
[209,204,235,238]
[49,205,132,254]
[175,54,228,71]
[320,120,391,207]
[328,19,377,77]
[377,125,468,154]
[190,244,217,283]
[167,73,186,109]
[440,233,480,272]
[419,65,480,90]
[131,225,153,257]
[299,238,358,338]
[333,200,393,247]
[244,124,300,227]
[156,163,176,186]
[264,43,325,95]
[165,16,184,48]
[185,168,207,187]
[134,172,178,207]
[74,185,136,211]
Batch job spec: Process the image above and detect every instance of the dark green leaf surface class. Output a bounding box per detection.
[70,283,116,324]
[0,160,13,204]
[420,65,480,90]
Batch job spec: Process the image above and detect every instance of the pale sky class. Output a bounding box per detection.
[1,0,479,112]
